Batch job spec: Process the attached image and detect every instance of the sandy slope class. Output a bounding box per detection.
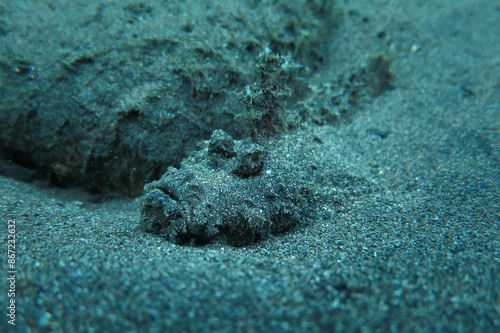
[1,0,499,331]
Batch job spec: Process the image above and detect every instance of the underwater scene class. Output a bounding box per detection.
[1,0,499,331]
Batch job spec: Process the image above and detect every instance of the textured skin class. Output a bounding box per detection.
[140,130,311,246]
